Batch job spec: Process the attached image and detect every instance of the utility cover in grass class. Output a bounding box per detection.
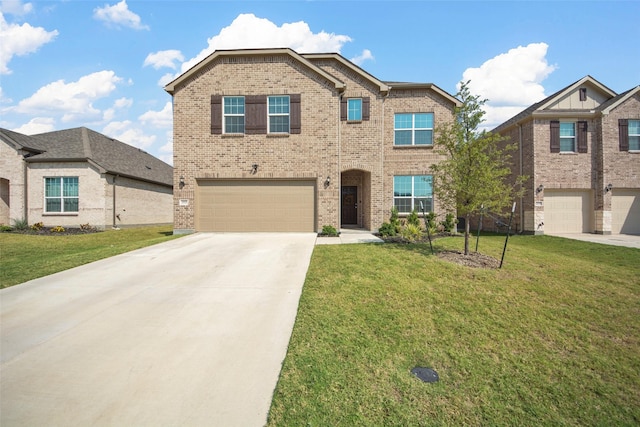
[411,367,439,383]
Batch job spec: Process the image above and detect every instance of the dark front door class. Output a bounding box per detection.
[341,186,357,225]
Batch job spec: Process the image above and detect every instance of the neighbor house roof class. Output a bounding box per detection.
[492,75,619,133]
[25,127,173,187]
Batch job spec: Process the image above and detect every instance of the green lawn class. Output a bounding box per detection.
[268,235,640,426]
[0,226,182,288]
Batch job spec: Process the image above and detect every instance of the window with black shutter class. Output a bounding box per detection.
[619,119,629,151]
[211,95,222,134]
[577,121,588,153]
[550,121,560,153]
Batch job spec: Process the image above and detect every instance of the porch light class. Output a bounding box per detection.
[325,176,331,187]
[179,176,185,188]
[536,184,544,194]
[605,183,613,193]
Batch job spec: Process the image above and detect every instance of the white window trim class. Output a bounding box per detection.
[223,96,245,134]
[347,98,362,121]
[559,122,576,153]
[268,95,290,134]
[629,119,640,152]
[394,113,434,146]
[393,175,434,213]
[44,176,79,214]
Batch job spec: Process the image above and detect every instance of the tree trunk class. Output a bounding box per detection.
[464,213,471,255]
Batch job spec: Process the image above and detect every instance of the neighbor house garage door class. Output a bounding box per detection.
[612,189,640,235]
[196,180,315,232]
[544,190,593,234]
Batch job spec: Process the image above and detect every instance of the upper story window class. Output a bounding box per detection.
[45,177,78,213]
[394,113,434,146]
[393,175,433,213]
[268,95,290,133]
[560,122,576,152]
[223,96,245,134]
[348,99,362,121]
[628,120,640,151]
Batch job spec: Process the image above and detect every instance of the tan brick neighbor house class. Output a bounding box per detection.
[493,76,640,235]
[0,127,173,230]
[165,48,461,234]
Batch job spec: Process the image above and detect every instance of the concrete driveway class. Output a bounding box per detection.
[1,232,317,427]
[548,233,640,249]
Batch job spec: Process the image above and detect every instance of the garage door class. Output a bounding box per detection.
[544,190,593,234]
[196,180,315,232]
[612,189,640,235]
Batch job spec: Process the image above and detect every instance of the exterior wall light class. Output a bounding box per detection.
[605,183,613,193]
[179,176,185,189]
[251,164,258,174]
[536,184,544,194]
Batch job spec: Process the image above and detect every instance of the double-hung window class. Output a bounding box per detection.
[45,177,78,213]
[223,96,245,133]
[268,95,290,133]
[393,175,433,213]
[394,113,434,146]
[559,122,576,152]
[348,99,362,121]
[629,120,640,151]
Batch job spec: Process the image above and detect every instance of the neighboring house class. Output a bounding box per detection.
[0,127,173,229]
[165,48,460,233]
[493,76,640,235]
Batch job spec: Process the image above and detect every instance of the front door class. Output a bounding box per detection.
[341,186,357,225]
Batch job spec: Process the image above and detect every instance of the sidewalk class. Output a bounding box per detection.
[316,228,383,245]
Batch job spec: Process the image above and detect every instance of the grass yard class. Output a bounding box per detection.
[0,226,181,288]
[268,234,640,426]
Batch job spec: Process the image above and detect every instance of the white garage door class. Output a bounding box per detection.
[196,180,316,232]
[612,189,640,235]
[544,190,593,234]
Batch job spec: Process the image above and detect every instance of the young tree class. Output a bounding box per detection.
[430,81,525,255]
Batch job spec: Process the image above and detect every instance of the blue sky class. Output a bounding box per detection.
[1,0,639,164]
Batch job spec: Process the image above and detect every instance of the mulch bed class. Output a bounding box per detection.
[4,227,102,236]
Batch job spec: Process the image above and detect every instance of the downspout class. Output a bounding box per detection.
[382,87,391,228]
[23,156,28,224]
[112,174,118,229]
[518,123,524,234]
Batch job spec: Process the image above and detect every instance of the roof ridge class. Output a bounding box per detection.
[81,127,93,159]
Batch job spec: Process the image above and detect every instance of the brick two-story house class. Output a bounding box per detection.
[165,48,460,233]
[493,76,640,235]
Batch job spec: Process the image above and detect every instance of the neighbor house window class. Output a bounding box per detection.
[559,122,576,152]
[223,96,245,133]
[45,177,78,213]
[394,113,434,146]
[348,98,362,121]
[629,120,640,151]
[268,95,290,133]
[393,175,433,213]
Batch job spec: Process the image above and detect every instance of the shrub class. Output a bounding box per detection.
[0,224,12,232]
[80,223,96,232]
[12,218,28,231]
[31,222,44,231]
[424,212,438,234]
[378,222,396,237]
[321,225,338,236]
[441,213,458,233]
[407,209,421,228]
[51,226,66,233]
[400,223,423,242]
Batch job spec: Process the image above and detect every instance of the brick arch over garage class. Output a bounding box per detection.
[340,168,372,230]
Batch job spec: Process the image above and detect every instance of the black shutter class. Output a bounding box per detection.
[340,98,347,121]
[577,121,588,153]
[362,97,370,121]
[619,119,629,151]
[211,95,222,134]
[550,121,560,153]
[290,94,301,134]
[579,88,587,101]
[246,95,267,134]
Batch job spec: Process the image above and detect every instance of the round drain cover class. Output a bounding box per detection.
[411,367,439,383]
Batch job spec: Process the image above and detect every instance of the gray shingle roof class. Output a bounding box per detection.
[24,127,172,187]
[0,128,47,153]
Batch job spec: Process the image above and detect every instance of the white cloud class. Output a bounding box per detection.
[103,120,155,150]
[157,72,175,87]
[461,42,556,129]
[139,102,172,128]
[93,0,149,31]
[179,13,353,74]
[0,85,11,103]
[102,97,132,121]
[144,49,184,70]
[14,70,122,122]
[158,132,173,165]
[351,49,374,66]
[12,117,55,134]
[1,0,33,15]
[0,12,58,74]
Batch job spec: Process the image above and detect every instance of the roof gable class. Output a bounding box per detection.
[0,128,47,153]
[164,48,346,94]
[302,53,390,93]
[599,85,640,114]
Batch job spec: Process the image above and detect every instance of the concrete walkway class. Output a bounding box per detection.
[0,233,316,427]
[315,228,383,245]
[548,233,640,249]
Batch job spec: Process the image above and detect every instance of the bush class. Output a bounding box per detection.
[407,209,421,228]
[424,212,437,234]
[80,223,96,232]
[51,226,66,233]
[321,225,338,236]
[0,224,13,232]
[12,218,28,231]
[400,223,423,242]
[31,222,44,231]
[378,222,396,237]
[441,213,458,233]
